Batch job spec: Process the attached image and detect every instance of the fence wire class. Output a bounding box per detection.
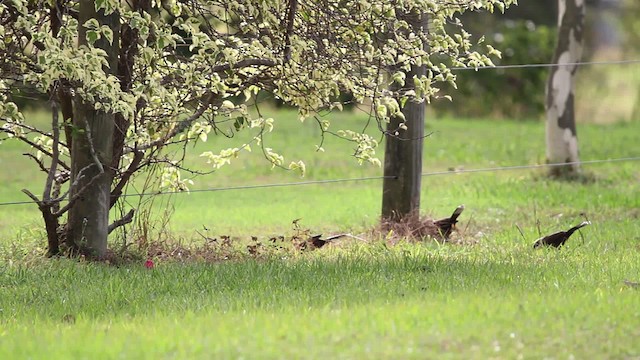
[450,59,640,71]
[1,58,639,207]
[1,156,638,208]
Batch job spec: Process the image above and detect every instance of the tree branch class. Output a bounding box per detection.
[5,121,69,149]
[22,153,51,174]
[210,58,276,73]
[108,209,135,234]
[110,150,144,208]
[21,188,41,205]
[82,117,105,174]
[52,163,99,217]
[124,92,215,154]
[21,185,61,257]
[43,100,61,202]
[283,0,298,63]
[2,129,71,172]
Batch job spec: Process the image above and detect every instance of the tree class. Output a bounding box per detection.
[381,10,427,221]
[545,0,586,177]
[66,0,120,257]
[0,0,514,259]
[620,0,640,120]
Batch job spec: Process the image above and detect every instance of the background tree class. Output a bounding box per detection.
[433,20,556,118]
[545,0,586,177]
[0,0,514,259]
[621,0,640,120]
[430,0,557,119]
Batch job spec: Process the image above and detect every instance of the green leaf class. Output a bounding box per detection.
[83,19,99,30]
[86,30,100,45]
[94,0,106,11]
[101,26,113,45]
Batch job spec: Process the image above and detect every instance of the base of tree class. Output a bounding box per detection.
[379,211,464,243]
[547,167,596,183]
[30,212,475,265]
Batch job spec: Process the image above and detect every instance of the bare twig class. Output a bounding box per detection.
[463,213,474,235]
[110,150,144,208]
[53,165,101,216]
[6,121,69,148]
[22,153,50,173]
[211,58,276,73]
[43,101,61,202]
[5,129,71,171]
[22,153,71,181]
[579,212,591,245]
[515,224,526,241]
[49,162,91,201]
[21,188,41,204]
[196,229,217,242]
[533,202,541,237]
[125,92,215,154]
[82,117,105,174]
[22,185,61,256]
[108,209,135,234]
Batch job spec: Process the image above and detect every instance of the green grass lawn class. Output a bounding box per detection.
[1,109,640,358]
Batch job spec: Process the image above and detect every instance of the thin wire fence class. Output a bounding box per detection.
[449,59,640,71]
[1,156,638,208]
[1,57,639,207]
[4,59,640,103]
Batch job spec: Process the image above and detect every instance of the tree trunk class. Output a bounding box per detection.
[68,0,119,259]
[545,0,585,177]
[381,11,427,221]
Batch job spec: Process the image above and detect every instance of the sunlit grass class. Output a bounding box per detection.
[1,240,640,358]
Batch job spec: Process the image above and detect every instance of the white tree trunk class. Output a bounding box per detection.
[545,0,585,177]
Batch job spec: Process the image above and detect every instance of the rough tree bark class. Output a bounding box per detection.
[68,0,120,258]
[545,0,585,177]
[381,11,428,221]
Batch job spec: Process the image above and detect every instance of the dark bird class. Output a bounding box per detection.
[308,234,347,249]
[434,205,465,238]
[533,221,591,248]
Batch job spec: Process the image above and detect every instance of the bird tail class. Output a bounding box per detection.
[567,221,591,235]
[323,234,348,241]
[449,205,465,222]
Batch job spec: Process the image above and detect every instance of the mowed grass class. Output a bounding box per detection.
[2,244,640,358]
[1,108,640,358]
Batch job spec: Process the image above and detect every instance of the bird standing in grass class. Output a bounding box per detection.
[533,221,591,248]
[434,205,465,238]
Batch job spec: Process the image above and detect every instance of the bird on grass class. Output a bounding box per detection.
[532,221,591,248]
[308,234,347,249]
[434,205,465,238]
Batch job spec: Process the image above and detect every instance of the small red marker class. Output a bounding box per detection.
[144,259,154,269]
